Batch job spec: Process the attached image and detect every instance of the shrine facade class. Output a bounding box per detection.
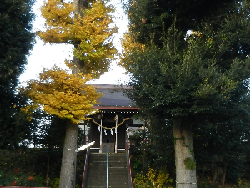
[85,84,142,153]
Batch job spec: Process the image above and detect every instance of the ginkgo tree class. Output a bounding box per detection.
[38,0,117,78]
[20,0,117,187]
[21,66,102,124]
[20,66,103,187]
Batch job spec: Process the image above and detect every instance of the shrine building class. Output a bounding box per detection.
[84,84,143,153]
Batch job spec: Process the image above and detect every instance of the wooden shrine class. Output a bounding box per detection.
[84,84,142,153]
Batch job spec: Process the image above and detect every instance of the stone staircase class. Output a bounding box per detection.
[86,153,129,188]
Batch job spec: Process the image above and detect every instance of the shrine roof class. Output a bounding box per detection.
[92,84,139,110]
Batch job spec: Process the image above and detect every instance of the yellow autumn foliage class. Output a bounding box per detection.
[119,32,145,71]
[20,66,102,124]
[147,167,172,187]
[38,0,117,78]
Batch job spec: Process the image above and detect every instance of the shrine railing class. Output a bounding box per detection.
[76,141,95,188]
[126,138,133,188]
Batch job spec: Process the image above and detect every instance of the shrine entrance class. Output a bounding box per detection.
[86,84,140,153]
[88,109,137,153]
[79,85,143,188]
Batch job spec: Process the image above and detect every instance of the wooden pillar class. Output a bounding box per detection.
[115,115,118,153]
[99,119,103,153]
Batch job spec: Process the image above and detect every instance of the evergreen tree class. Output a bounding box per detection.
[0,0,35,148]
[121,1,250,187]
[194,117,250,185]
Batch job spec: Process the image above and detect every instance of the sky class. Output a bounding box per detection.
[19,0,130,85]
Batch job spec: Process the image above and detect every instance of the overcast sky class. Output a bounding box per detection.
[19,0,130,85]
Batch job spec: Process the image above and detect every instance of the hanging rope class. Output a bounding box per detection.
[91,117,130,130]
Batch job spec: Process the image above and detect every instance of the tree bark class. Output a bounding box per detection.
[72,0,88,73]
[173,117,197,188]
[74,0,88,16]
[59,121,79,188]
[58,1,88,187]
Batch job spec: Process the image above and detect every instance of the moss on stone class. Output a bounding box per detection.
[184,157,196,170]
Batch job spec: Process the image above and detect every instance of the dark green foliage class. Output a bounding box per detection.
[0,0,35,79]
[127,19,250,119]
[0,116,87,186]
[124,0,235,47]
[0,0,35,87]
[0,0,35,148]
[194,116,250,184]
[125,0,250,125]
[0,94,35,149]
[0,149,62,186]
[38,116,67,149]
[130,113,250,185]
[124,0,250,185]
[129,117,175,177]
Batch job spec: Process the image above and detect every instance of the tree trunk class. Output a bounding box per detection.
[74,0,88,16]
[59,121,78,188]
[173,117,197,188]
[72,0,88,73]
[58,1,89,187]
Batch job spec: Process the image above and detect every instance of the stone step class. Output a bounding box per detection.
[86,153,129,188]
